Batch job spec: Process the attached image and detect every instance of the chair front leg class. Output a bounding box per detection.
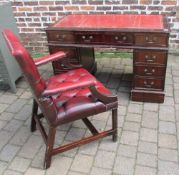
[31,99,38,132]
[112,108,118,142]
[44,127,56,169]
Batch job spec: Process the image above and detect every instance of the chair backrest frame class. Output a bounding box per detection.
[3,29,57,125]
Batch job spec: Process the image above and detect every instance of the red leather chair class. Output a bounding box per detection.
[3,29,118,169]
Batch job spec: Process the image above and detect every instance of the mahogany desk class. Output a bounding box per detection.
[45,15,169,103]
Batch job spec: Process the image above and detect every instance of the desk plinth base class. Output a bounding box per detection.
[131,90,165,103]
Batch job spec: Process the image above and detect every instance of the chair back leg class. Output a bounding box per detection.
[31,99,38,132]
[44,127,56,169]
[112,108,118,142]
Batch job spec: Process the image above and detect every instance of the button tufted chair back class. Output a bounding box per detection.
[3,29,58,125]
[3,29,46,97]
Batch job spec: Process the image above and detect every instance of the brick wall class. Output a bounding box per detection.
[1,0,179,53]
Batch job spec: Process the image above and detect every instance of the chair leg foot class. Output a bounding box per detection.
[31,116,36,132]
[30,100,38,132]
[44,154,52,169]
[112,108,118,142]
[112,133,117,142]
[44,127,56,169]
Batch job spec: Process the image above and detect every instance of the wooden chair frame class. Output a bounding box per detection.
[31,86,118,169]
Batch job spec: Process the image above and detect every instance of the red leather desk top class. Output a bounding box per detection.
[53,15,165,30]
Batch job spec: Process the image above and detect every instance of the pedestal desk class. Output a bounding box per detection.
[45,14,169,103]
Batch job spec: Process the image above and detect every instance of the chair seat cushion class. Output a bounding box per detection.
[50,74,116,126]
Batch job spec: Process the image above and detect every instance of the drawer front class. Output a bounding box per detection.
[134,66,165,77]
[76,32,102,44]
[135,33,168,47]
[105,32,134,45]
[134,50,167,65]
[134,77,164,90]
[47,31,75,43]
[49,46,80,63]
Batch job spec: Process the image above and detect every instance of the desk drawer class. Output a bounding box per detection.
[134,66,165,77]
[105,32,134,45]
[135,33,168,47]
[47,31,76,43]
[134,77,164,90]
[49,46,79,63]
[76,32,102,44]
[134,50,167,65]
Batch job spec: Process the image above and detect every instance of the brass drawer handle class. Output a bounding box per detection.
[56,34,60,38]
[122,36,127,41]
[115,36,119,40]
[144,80,154,88]
[145,36,158,43]
[81,35,93,42]
[152,55,157,59]
[89,35,93,39]
[144,68,155,75]
[56,34,66,40]
[145,36,149,41]
[145,55,156,62]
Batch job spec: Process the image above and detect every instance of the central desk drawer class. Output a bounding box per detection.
[76,32,103,44]
[134,77,164,90]
[134,66,165,77]
[135,33,168,47]
[105,32,134,45]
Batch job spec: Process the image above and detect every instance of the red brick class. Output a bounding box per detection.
[97,6,111,11]
[17,18,25,22]
[20,28,34,32]
[148,6,163,10]
[34,7,48,11]
[105,0,121,4]
[130,6,146,10]
[39,1,55,5]
[26,12,41,17]
[64,6,79,11]
[18,7,32,12]
[161,1,176,5]
[14,12,26,17]
[88,0,103,5]
[55,1,70,5]
[58,12,71,16]
[42,12,56,16]
[153,0,160,5]
[140,0,152,4]
[25,18,33,22]
[113,6,128,10]
[122,0,138,4]
[28,23,42,27]
[17,23,27,27]
[176,6,179,18]
[34,18,41,22]
[72,0,87,4]
[49,6,63,11]
[12,2,23,6]
[24,2,39,6]
[80,6,95,11]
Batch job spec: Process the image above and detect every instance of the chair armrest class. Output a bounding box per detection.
[35,51,66,66]
[42,78,97,97]
[89,86,118,104]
